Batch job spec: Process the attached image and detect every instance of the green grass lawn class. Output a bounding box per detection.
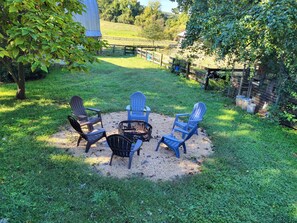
[0,56,296,222]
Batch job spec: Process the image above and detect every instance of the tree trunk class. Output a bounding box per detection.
[16,63,26,100]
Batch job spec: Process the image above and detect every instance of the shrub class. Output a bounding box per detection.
[0,63,47,83]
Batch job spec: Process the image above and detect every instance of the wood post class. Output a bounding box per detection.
[204,69,210,90]
[238,64,246,95]
[186,62,191,76]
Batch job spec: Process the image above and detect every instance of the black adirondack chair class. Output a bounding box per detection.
[69,95,103,131]
[106,134,142,169]
[67,115,106,153]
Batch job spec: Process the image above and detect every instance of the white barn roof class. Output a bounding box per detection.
[73,0,102,37]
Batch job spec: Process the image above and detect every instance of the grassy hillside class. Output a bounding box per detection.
[100,20,142,38]
[100,20,176,47]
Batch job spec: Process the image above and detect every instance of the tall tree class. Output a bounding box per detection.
[0,0,104,99]
[182,0,297,110]
[141,16,165,45]
[135,0,165,44]
[164,12,188,40]
[98,0,143,24]
[135,0,164,27]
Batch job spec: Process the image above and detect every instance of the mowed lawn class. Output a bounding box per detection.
[0,56,296,222]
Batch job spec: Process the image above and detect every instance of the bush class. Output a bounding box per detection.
[0,63,47,83]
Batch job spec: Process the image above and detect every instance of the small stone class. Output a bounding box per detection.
[197,159,203,165]
[141,160,149,165]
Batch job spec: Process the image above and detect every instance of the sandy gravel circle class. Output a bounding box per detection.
[50,112,214,181]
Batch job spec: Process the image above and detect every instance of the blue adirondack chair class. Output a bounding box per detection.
[172,102,207,136]
[126,91,151,123]
[155,125,199,158]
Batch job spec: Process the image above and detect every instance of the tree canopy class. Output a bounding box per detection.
[180,0,297,121]
[0,0,104,99]
[135,1,166,43]
[98,0,144,24]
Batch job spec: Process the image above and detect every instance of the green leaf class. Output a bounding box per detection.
[0,50,10,58]
[31,61,40,72]
[11,48,19,58]
[9,5,18,13]
[40,63,48,73]
[21,28,30,36]
[15,37,25,45]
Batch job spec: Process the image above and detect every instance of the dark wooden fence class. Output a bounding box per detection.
[136,48,206,85]
[99,44,162,56]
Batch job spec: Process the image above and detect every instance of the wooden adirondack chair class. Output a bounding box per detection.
[172,102,207,136]
[126,91,151,123]
[106,134,142,169]
[155,125,199,158]
[69,95,103,131]
[67,115,106,153]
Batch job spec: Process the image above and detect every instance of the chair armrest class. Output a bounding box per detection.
[175,113,190,118]
[87,129,105,136]
[165,134,182,143]
[174,113,190,123]
[86,107,101,114]
[126,105,131,111]
[145,106,151,112]
[173,127,189,135]
[78,115,87,119]
[131,139,143,152]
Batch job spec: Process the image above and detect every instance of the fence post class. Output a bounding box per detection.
[152,52,155,63]
[238,64,246,95]
[171,57,175,72]
[112,45,115,54]
[160,54,163,67]
[204,69,210,90]
[186,62,191,77]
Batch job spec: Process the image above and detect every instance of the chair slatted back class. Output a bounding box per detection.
[67,115,87,140]
[70,96,87,117]
[107,134,133,157]
[130,92,146,115]
[188,102,207,126]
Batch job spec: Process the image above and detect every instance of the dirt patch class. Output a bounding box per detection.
[50,112,214,181]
